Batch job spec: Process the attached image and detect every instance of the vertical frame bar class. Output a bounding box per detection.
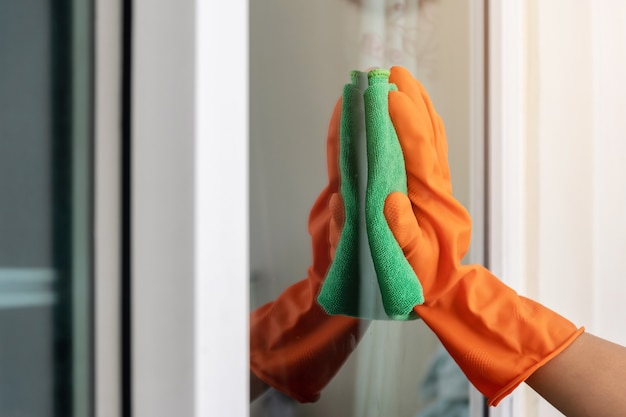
[469,0,487,415]
[121,0,132,415]
[72,1,95,416]
[51,0,95,415]
[195,1,249,415]
[95,0,122,415]
[487,0,526,416]
[132,0,194,416]
[132,0,249,416]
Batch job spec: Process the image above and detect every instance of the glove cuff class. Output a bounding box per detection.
[416,266,584,406]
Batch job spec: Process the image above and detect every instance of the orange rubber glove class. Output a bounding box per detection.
[249,98,363,403]
[384,66,584,406]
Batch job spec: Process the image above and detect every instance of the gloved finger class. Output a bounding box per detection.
[325,97,343,190]
[434,116,452,194]
[384,192,445,296]
[389,66,428,111]
[415,82,452,188]
[390,66,452,190]
[383,192,424,261]
[328,193,345,259]
[388,91,442,184]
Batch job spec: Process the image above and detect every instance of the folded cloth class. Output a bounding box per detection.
[318,69,424,320]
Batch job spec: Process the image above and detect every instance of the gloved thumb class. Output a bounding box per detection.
[383,191,423,260]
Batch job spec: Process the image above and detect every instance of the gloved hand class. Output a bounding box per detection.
[384,66,584,406]
[249,98,364,403]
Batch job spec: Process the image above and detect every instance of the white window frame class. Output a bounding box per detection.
[487,0,526,416]
[95,0,121,416]
[131,1,249,417]
[468,0,488,414]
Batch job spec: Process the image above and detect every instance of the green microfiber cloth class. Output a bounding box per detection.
[317,71,388,320]
[316,71,364,316]
[364,69,424,319]
[317,69,424,320]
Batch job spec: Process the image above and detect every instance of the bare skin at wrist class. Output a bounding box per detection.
[526,332,626,417]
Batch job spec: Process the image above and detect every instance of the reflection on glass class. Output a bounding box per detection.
[250,1,477,416]
[0,0,93,416]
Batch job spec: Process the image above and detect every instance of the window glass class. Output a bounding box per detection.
[250,1,481,415]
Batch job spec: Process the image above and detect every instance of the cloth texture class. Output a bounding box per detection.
[318,69,424,321]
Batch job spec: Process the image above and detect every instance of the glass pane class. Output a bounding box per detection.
[0,0,93,416]
[250,1,482,416]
